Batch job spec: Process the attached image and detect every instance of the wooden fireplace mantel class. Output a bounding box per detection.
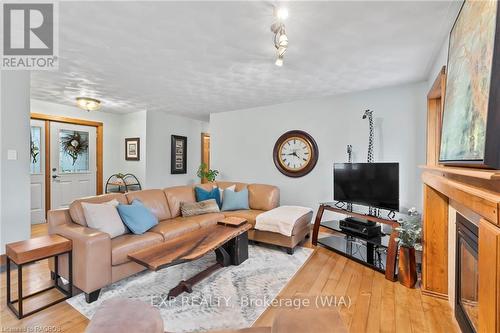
[421,165,500,180]
[421,165,500,332]
[420,166,500,226]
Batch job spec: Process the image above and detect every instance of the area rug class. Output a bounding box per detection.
[67,245,313,332]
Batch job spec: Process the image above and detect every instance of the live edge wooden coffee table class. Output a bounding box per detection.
[128,222,251,298]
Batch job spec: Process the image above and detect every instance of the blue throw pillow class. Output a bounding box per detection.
[195,186,222,208]
[117,200,158,234]
[221,187,249,211]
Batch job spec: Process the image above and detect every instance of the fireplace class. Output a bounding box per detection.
[455,213,479,333]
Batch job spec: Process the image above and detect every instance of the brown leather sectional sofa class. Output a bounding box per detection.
[48,181,312,303]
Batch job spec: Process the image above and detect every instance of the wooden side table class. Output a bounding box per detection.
[5,235,72,319]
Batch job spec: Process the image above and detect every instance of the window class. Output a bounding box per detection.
[30,126,42,174]
[59,129,89,173]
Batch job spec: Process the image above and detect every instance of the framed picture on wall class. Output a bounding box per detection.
[171,135,187,174]
[439,0,500,168]
[125,138,140,161]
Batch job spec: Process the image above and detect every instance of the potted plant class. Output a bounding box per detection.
[395,209,422,288]
[197,163,219,183]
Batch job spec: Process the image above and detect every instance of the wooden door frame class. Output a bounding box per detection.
[426,66,446,166]
[200,133,210,184]
[30,113,104,215]
[201,132,210,167]
[422,66,448,299]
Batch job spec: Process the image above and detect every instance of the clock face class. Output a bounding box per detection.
[278,137,312,171]
[273,130,319,177]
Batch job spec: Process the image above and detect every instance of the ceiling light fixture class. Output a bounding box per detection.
[275,55,284,67]
[76,97,101,112]
[274,7,288,21]
[271,6,289,67]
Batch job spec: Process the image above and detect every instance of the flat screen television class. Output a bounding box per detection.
[333,162,399,211]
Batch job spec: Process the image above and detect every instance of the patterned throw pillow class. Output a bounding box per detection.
[181,199,220,217]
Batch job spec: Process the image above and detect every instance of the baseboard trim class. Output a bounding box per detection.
[421,288,449,300]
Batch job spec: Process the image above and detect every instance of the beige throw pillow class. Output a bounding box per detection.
[181,199,220,217]
[81,199,128,238]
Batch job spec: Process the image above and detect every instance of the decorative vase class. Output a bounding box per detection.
[398,246,417,288]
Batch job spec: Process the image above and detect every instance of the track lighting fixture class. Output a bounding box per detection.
[271,7,289,67]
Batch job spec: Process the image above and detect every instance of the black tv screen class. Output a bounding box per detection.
[334,163,399,211]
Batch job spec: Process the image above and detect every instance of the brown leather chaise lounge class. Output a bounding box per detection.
[48,181,312,303]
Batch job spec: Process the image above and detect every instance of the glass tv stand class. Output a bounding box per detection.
[312,202,403,281]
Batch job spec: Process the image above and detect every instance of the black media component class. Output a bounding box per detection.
[339,217,381,238]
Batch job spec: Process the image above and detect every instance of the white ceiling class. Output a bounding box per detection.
[31,1,462,120]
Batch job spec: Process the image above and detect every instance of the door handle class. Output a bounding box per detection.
[52,174,60,179]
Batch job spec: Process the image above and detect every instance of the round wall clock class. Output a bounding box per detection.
[273,130,319,177]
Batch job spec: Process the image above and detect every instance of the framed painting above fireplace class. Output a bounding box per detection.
[439,0,500,169]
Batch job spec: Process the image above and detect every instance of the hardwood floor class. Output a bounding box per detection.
[0,224,459,332]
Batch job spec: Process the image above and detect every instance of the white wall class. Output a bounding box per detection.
[210,82,427,214]
[427,36,449,88]
[145,111,208,188]
[30,100,148,188]
[1,71,31,254]
[426,0,463,86]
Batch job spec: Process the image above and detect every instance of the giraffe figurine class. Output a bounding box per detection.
[362,109,374,163]
[363,109,375,215]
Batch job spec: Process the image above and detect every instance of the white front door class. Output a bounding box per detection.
[50,122,97,209]
[30,120,46,224]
